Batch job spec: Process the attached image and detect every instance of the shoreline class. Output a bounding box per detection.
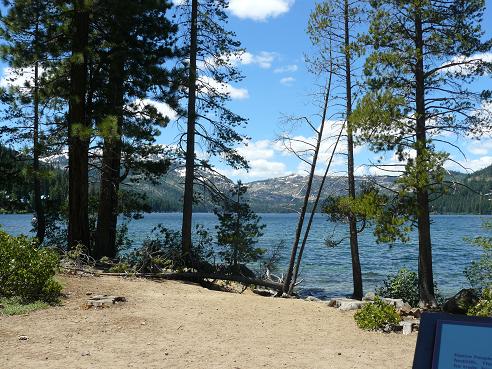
[0,274,417,369]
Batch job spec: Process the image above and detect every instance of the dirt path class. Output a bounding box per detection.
[0,274,416,369]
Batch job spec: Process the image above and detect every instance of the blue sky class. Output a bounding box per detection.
[1,0,491,182]
[175,0,492,182]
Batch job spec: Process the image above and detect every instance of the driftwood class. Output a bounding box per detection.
[63,267,284,291]
[100,271,284,291]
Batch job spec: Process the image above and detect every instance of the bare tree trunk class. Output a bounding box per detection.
[95,54,124,260]
[345,0,363,300]
[181,0,198,264]
[33,36,45,244]
[68,0,90,250]
[289,121,344,294]
[414,9,437,308]
[283,74,333,294]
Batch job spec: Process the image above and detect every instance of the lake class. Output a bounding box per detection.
[0,213,488,299]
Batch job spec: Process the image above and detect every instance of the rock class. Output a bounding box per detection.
[18,336,29,341]
[305,296,320,302]
[398,302,413,316]
[325,299,337,307]
[334,298,368,311]
[382,298,406,309]
[81,352,90,357]
[410,308,422,318]
[252,288,275,297]
[363,292,376,301]
[85,295,127,309]
[443,289,480,315]
[399,319,420,335]
[401,321,413,335]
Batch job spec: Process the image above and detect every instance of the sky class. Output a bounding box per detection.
[169,0,492,182]
[1,0,492,183]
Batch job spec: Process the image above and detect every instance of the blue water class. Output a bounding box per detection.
[0,213,488,298]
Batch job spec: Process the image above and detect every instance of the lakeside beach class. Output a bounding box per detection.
[0,274,416,369]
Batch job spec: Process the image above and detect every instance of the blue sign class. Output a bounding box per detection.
[413,313,492,369]
[432,321,492,369]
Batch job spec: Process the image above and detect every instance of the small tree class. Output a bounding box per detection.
[214,181,265,273]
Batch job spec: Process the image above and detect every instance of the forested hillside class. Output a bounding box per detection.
[2,144,492,214]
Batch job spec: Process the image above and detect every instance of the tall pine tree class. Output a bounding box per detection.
[174,0,248,264]
[353,0,492,306]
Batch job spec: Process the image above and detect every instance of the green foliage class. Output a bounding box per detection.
[323,184,411,244]
[0,297,49,316]
[124,224,214,273]
[376,268,444,307]
[464,221,492,290]
[214,181,266,271]
[0,230,61,303]
[376,268,419,307]
[467,288,492,317]
[108,262,132,274]
[354,296,401,331]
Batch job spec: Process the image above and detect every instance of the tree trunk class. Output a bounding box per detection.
[33,33,45,244]
[68,0,90,250]
[414,9,437,308]
[181,0,198,264]
[289,121,344,294]
[345,0,363,300]
[283,74,332,294]
[94,47,125,259]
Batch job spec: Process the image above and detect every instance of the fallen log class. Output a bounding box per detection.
[63,267,284,291]
[101,271,284,291]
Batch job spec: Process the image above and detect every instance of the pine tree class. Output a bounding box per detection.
[0,0,63,243]
[214,181,265,273]
[92,0,179,259]
[174,0,248,264]
[353,0,492,307]
[67,0,90,250]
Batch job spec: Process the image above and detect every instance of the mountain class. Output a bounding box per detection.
[137,169,397,213]
[139,167,492,214]
[5,146,492,214]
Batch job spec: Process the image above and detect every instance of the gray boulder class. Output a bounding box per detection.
[443,289,480,315]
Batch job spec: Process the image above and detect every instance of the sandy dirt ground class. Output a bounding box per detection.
[0,274,417,369]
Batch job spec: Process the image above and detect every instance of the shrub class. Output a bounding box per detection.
[464,222,492,290]
[124,224,214,273]
[467,288,492,317]
[354,296,401,331]
[0,230,62,303]
[376,268,445,307]
[376,268,420,307]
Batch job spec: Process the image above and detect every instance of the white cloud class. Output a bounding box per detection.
[442,52,492,75]
[467,139,492,156]
[198,76,249,100]
[220,158,288,180]
[228,0,294,21]
[239,51,278,69]
[237,140,275,161]
[274,64,298,73]
[204,51,278,70]
[280,76,295,86]
[132,98,178,121]
[0,66,39,89]
[446,156,492,173]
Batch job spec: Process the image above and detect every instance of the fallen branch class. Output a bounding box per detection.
[63,267,284,291]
